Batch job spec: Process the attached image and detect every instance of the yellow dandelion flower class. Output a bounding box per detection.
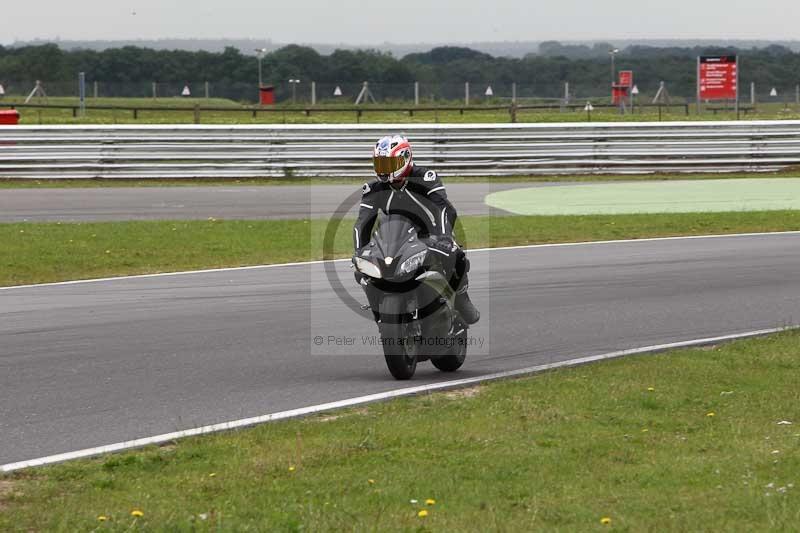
[97,515,108,522]
[425,498,436,505]
[105,250,111,254]
[600,517,612,525]
[647,387,655,392]
[289,466,296,472]
[706,412,716,417]
[417,510,428,518]
[641,428,649,433]
[131,510,144,518]
[208,473,216,478]
[368,479,375,485]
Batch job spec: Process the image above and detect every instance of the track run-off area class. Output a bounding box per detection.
[486,178,800,215]
[2,231,799,468]
[2,178,800,222]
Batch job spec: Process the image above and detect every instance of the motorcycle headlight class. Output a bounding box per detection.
[355,257,382,279]
[398,250,427,276]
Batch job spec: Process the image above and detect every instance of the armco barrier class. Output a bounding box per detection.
[0,121,799,179]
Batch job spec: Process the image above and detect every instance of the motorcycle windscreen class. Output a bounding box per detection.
[372,214,420,258]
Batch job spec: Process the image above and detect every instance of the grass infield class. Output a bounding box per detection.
[3,211,800,287]
[1,330,798,530]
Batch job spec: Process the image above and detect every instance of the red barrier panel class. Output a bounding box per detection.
[259,86,275,106]
[0,110,20,124]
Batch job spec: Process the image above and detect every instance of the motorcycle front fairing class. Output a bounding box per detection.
[353,213,469,378]
[356,214,457,341]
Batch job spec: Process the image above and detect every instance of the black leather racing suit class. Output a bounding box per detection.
[354,166,456,247]
[353,165,471,310]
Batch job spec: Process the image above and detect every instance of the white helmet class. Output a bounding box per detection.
[373,135,412,183]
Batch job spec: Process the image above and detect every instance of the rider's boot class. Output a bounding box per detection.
[454,274,480,325]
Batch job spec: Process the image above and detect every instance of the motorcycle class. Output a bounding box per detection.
[353,213,469,380]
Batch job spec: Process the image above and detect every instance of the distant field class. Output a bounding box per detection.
[2,96,800,125]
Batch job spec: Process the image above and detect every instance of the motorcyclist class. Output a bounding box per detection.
[353,135,480,325]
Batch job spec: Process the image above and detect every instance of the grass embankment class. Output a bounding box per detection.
[1,97,243,108]
[2,331,798,531]
[1,171,798,189]
[3,211,800,286]
[3,97,800,124]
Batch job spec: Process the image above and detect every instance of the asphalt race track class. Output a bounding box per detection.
[2,232,799,466]
[0,183,534,222]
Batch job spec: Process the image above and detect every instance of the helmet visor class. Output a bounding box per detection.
[373,155,405,175]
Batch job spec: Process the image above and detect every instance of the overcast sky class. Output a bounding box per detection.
[3,0,799,46]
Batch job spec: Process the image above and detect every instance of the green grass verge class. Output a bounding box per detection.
[1,171,799,189]
[2,331,798,531]
[1,97,244,108]
[3,211,800,287]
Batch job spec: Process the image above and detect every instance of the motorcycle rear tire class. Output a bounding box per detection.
[431,328,468,372]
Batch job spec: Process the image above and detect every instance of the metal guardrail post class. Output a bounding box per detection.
[509,104,517,124]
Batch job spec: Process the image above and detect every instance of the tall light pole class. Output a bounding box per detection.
[609,48,619,86]
[289,79,301,105]
[255,48,266,87]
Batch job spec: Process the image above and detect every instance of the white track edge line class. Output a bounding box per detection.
[1,325,793,473]
[2,230,800,291]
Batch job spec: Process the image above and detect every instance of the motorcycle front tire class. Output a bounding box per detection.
[378,294,418,380]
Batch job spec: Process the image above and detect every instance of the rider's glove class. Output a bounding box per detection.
[425,234,455,255]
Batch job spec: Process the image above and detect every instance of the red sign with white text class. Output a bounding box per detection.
[699,55,738,100]
[618,70,633,88]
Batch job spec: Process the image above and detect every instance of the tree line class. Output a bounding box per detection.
[2,42,799,99]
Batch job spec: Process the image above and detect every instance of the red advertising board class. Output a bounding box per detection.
[698,55,738,100]
[612,86,629,105]
[618,70,633,88]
